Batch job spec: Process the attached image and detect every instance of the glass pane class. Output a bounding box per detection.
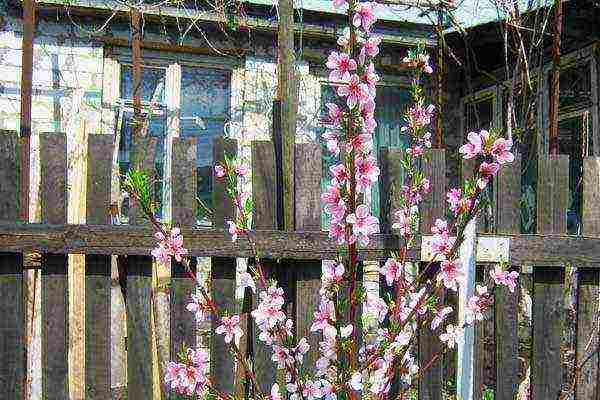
[120,66,166,103]
[557,114,590,235]
[180,66,231,223]
[551,62,592,111]
[465,97,494,132]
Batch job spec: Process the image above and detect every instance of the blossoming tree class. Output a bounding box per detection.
[124,1,517,399]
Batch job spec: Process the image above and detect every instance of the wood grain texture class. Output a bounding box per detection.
[0,252,23,397]
[494,154,520,400]
[170,258,196,359]
[379,147,405,233]
[172,137,197,226]
[39,133,69,399]
[85,254,111,399]
[129,136,157,226]
[0,131,20,221]
[252,140,278,391]
[85,135,113,399]
[533,155,568,400]
[42,253,69,400]
[419,149,445,400]
[210,257,236,392]
[293,142,322,372]
[126,255,155,399]
[575,157,600,400]
[210,137,238,393]
[87,135,114,225]
[39,133,67,224]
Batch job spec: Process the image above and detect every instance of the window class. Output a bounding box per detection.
[117,65,167,221]
[179,66,231,223]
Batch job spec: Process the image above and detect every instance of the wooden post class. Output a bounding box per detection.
[275,0,297,231]
[456,220,476,400]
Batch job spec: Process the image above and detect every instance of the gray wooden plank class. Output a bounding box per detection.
[125,136,156,397]
[209,137,238,393]
[170,136,198,378]
[419,149,445,400]
[126,255,155,399]
[0,131,20,221]
[85,134,114,399]
[0,252,23,398]
[532,154,568,400]
[575,157,600,400]
[494,153,521,400]
[39,133,69,400]
[293,142,322,372]
[171,137,197,226]
[379,147,405,234]
[251,140,278,392]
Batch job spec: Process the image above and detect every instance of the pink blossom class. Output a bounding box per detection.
[438,258,463,291]
[346,204,379,245]
[431,306,453,330]
[333,0,347,9]
[328,221,347,245]
[326,102,343,126]
[447,188,462,214]
[186,293,206,321]
[340,324,353,338]
[337,74,370,109]
[234,164,250,178]
[440,324,463,350]
[214,164,226,178]
[216,315,243,344]
[490,265,519,293]
[187,348,209,366]
[360,99,377,134]
[362,62,379,94]
[272,345,292,369]
[236,271,256,298]
[349,371,364,391]
[151,243,171,267]
[321,184,347,222]
[323,261,345,284]
[365,292,388,324]
[311,300,335,332]
[465,285,490,324]
[302,380,323,400]
[392,207,413,237]
[407,145,424,157]
[226,220,245,242]
[352,2,377,32]
[490,137,515,164]
[431,218,448,235]
[459,131,484,159]
[380,258,403,286]
[326,51,357,82]
[323,129,340,156]
[402,104,435,132]
[151,228,188,266]
[271,383,284,400]
[402,52,433,74]
[477,161,500,189]
[330,164,349,183]
[359,36,381,63]
[355,155,380,193]
[348,133,374,154]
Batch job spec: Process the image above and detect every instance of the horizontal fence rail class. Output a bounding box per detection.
[0,130,599,400]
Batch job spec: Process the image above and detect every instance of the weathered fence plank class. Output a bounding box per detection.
[532,154,568,400]
[210,138,237,393]
[419,149,446,400]
[252,140,279,392]
[126,137,157,399]
[39,133,69,400]
[0,131,23,398]
[494,153,521,400]
[575,157,600,399]
[293,142,323,372]
[85,134,114,399]
[170,137,198,369]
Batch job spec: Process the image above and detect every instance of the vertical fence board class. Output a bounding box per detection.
[0,131,20,221]
[252,140,278,392]
[39,133,68,400]
[0,253,23,397]
[126,138,157,399]
[419,149,446,400]
[293,143,322,371]
[209,136,239,393]
[85,134,114,399]
[0,131,23,398]
[533,155,568,400]
[494,153,521,400]
[575,157,600,399]
[170,137,198,371]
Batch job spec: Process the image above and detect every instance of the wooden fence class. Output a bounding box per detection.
[1,130,600,399]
